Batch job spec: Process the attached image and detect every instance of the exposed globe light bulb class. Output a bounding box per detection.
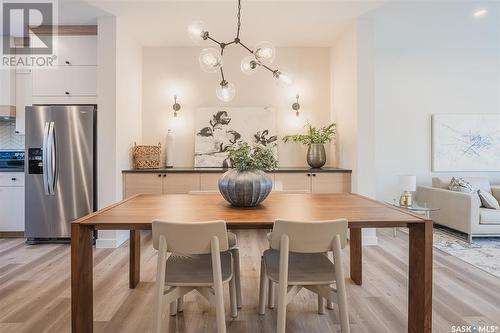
[216,81,236,102]
[273,70,293,87]
[188,21,207,43]
[199,48,222,73]
[254,41,276,63]
[473,9,488,17]
[241,55,260,75]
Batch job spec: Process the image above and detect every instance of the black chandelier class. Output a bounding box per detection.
[188,0,293,102]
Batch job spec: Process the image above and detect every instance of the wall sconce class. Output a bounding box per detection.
[292,94,300,117]
[172,95,181,117]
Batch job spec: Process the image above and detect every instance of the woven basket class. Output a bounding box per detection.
[132,142,161,169]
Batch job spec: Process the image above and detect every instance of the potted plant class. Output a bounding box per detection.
[218,142,278,207]
[283,122,336,168]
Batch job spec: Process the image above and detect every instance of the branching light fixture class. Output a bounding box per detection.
[188,0,293,102]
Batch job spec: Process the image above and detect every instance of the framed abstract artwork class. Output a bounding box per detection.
[194,107,278,167]
[431,114,500,171]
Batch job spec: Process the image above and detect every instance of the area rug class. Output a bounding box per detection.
[433,227,500,278]
[400,226,500,278]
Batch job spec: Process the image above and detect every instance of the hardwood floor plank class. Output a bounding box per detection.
[1,229,499,332]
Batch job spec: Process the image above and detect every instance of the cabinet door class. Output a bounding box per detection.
[274,173,311,192]
[15,72,32,134]
[54,36,97,66]
[0,172,24,187]
[123,173,163,198]
[0,67,15,106]
[32,66,97,97]
[311,173,351,193]
[163,173,200,194]
[200,173,224,191]
[0,186,25,232]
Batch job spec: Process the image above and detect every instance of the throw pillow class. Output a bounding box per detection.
[478,189,500,209]
[448,177,475,193]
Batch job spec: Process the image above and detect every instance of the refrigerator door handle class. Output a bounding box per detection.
[42,122,50,195]
[48,121,57,195]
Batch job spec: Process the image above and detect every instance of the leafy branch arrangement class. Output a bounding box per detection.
[227,142,278,171]
[283,122,336,145]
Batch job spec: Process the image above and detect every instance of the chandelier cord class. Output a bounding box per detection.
[236,0,242,39]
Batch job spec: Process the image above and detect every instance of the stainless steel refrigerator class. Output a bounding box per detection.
[25,105,96,243]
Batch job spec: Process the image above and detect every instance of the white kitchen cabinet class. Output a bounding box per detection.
[32,66,97,97]
[0,172,25,186]
[123,170,352,197]
[0,67,16,106]
[53,36,97,66]
[163,173,200,194]
[15,71,32,134]
[200,173,224,191]
[0,172,25,232]
[275,172,352,193]
[274,173,310,192]
[311,173,352,193]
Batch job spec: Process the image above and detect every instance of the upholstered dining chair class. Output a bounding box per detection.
[258,219,350,333]
[152,220,238,333]
[187,190,242,308]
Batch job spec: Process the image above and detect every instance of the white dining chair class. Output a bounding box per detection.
[187,190,242,308]
[258,219,350,333]
[152,220,238,333]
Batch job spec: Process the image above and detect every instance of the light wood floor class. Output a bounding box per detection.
[1,229,499,333]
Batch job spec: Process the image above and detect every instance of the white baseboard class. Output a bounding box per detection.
[96,230,129,248]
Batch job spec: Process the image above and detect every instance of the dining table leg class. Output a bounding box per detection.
[130,230,141,289]
[349,228,362,285]
[71,223,94,333]
[408,221,433,333]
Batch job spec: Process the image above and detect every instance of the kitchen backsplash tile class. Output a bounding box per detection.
[0,121,24,149]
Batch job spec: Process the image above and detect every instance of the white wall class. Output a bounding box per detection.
[115,19,143,199]
[97,16,142,248]
[142,47,332,167]
[330,22,358,185]
[368,2,500,201]
[330,21,378,245]
[97,16,117,209]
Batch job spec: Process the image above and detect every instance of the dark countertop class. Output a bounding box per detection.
[122,167,352,174]
[0,168,24,173]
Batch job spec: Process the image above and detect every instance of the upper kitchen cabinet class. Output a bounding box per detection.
[15,71,32,134]
[0,36,16,109]
[0,68,16,107]
[53,36,97,66]
[31,27,97,105]
[32,66,97,97]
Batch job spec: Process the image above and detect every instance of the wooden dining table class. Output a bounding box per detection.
[71,193,432,333]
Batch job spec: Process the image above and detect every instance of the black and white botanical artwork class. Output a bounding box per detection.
[431,114,500,171]
[194,107,278,167]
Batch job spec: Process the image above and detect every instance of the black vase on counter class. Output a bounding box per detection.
[218,169,272,207]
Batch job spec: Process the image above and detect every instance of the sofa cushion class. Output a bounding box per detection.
[479,208,500,225]
[432,177,491,193]
[478,190,500,209]
[432,177,451,189]
[449,177,475,193]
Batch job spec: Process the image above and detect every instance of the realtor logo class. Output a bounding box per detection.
[2,1,53,55]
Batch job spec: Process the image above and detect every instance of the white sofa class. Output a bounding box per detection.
[416,177,500,241]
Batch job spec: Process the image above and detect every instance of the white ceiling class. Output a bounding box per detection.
[58,0,388,46]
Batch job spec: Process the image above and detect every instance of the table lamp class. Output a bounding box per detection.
[399,175,416,207]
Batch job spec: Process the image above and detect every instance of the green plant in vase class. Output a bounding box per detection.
[227,142,278,171]
[283,122,336,168]
[219,142,278,207]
